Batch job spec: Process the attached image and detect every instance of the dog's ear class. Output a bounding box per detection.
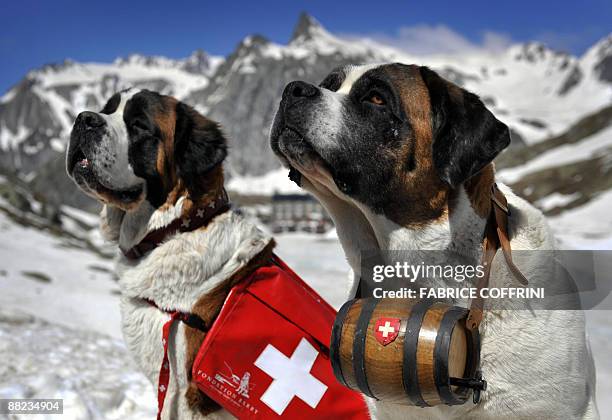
[419,66,510,187]
[174,102,227,193]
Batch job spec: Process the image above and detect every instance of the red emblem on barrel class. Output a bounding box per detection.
[374,317,400,346]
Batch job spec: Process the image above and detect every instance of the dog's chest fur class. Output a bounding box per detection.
[115,211,271,419]
[336,184,599,419]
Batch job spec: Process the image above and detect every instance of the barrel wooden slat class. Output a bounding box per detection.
[416,302,448,406]
[448,322,468,391]
[338,299,363,390]
[331,297,480,407]
[330,299,354,387]
[364,298,410,402]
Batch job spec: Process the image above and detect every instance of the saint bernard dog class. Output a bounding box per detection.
[66,88,273,419]
[270,64,599,419]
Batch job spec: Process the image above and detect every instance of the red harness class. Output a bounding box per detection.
[152,256,369,419]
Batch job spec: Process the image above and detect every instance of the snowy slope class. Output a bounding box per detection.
[226,168,302,196]
[498,125,612,183]
[0,209,120,337]
[0,309,156,420]
[424,42,612,143]
[549,189,612,249]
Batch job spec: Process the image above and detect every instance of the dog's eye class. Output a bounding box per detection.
[364,92,385,106]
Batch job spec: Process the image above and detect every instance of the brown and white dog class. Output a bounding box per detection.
[270,64,599,419]
[66,89,273,419]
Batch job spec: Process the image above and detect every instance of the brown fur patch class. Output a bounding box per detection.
[153,96,227,218]
[464,163,496,218]
[179,166,226,220]
[183,239,276,415]
[155,97,179,194]
[381,65,450,227]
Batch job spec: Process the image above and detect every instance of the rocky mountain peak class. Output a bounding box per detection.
[241,34,271,49]
[290,12,326,43]
[590,34,612,58]
[510,42,569,63]
[38,59,76,74]
[181,49,211,74]
[586,34,612,83]
[113,53,175,68]
[222,34,271,68]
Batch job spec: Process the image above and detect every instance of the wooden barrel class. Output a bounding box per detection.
[330,298,481,406]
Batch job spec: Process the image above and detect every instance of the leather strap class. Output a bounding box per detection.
[466,184,528,331]
[121,190,230,260]
[147,300,210,420]
[157,312,181,420]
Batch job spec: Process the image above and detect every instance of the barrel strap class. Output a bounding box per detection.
[402,298,434,407]
[353,298,379,399]
[466,184,529,331]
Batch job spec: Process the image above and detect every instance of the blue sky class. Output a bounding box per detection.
[1,0,611,93]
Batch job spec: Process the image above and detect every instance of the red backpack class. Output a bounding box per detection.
[156,256,370,419]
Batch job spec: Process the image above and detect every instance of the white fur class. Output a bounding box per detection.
[309,88,346,151]
[118,200,155,250]
[102,202,272,419]
[300,172,599,419]
[309,64,384,154]
[95,88,145,191]
[336,64,382,94]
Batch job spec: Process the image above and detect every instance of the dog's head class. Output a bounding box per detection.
[270,63,510,225]
[66,89,227,212]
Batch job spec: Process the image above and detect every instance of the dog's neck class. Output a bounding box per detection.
[303,168,494,279]
[358,187,486,252]
[116,209,273,312]
[101,168,227,252]
[98,166,273,310]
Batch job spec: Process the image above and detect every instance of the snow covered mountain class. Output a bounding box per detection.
[0,13,610,212]
[186,14,612,176]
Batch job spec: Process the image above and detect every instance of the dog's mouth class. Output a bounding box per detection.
[68,146,144,207]
[67,146,89,176]
[274,126,335,186]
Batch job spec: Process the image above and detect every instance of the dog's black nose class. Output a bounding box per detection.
[282,81,319,108]
[75,111,105,129]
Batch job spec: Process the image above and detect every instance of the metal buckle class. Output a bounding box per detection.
[449,372,487,404]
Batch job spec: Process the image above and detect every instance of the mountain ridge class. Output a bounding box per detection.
[0,13,610,212]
